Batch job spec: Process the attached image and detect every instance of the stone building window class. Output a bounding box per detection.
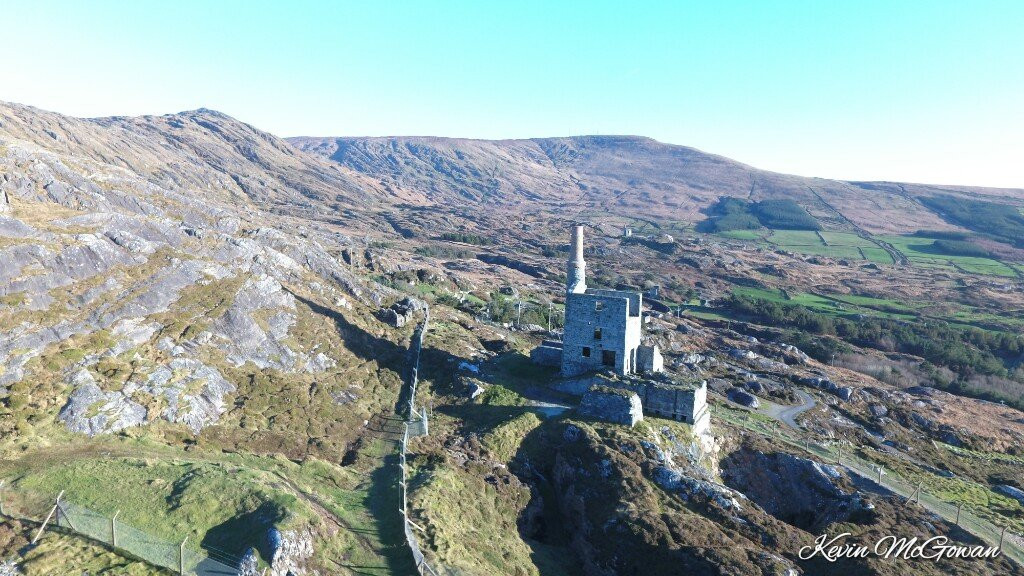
[582,346,591,358]
[595,301,604,311]
[602,350,616,366]
[593,327,602,340]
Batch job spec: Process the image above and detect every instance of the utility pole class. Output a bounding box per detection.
[955,502,962,527]
[547,302,553,332]
[111,510,120,547]
[876,466,883,485]
[516,299,522,327]
[999,526,1007,551]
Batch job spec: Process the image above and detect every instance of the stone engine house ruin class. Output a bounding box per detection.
[532,225,708,434]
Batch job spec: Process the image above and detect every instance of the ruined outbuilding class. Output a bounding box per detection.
[579,385,644,427]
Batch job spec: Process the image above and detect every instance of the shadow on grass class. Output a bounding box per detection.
[365,453,419,575]
[200,501,284,565]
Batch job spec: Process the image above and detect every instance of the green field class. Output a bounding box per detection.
[715,229,765,241]
[878,235,1017,277]
[729,286,926,322]
[765,230,886,261]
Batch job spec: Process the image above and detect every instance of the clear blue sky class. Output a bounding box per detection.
[2,1,1022,188]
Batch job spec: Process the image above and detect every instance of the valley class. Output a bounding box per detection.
[0,101,1023,576]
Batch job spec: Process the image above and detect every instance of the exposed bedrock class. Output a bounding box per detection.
[720,447,868,532]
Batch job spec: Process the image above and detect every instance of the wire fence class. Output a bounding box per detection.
[397,307,443,576]
[713,407,1024,567]
[0,486,242,575]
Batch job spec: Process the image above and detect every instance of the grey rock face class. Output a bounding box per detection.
[140,358,236,434]
[996,484,1024,506]
[58,370,148,436]
[721,449,859,532]
[238,549,259,576]
[208,275,302,371]
[0,558,20,576]
[869,403,888,418]
[268,527,314,576]
[728,388,760,408]
[653,465,743,510]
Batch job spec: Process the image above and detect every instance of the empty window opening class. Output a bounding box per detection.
[582,346,591,358]
[595,301,604,311]
[602,350,616,367]
[594,328,602,340]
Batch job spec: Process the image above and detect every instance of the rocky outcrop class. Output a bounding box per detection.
[238,549,259,576]
[378,296,427,328]
[728,387,760,408]
[995,484,1024,506]
[721,448,868,532]
[58,370,147,436]
[268,527,314,576]
[140,358,236,433]
[0,559,20,576]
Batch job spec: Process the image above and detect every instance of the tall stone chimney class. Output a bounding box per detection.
[567,224,587,295]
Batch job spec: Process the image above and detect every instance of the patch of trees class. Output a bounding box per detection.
[912,229,970,240]
[439,232,494,245]
[697,197,821,232]
[726,293,1024,388]
[930,239,991,258]
[751,199,822,230]
[919,195,1024,247]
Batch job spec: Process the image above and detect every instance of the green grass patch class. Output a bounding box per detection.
[715,229,764,241]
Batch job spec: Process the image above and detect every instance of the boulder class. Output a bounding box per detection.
[268,527,314,576]
[996,485,1024,506]
[728,388,760,408]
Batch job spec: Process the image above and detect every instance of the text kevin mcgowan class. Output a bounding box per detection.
[799,532,1002,562]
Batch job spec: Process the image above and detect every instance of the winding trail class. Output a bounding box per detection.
[758,389,816,429]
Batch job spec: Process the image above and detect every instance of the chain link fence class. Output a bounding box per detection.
[393,308,441,576]
[0,486,242,575]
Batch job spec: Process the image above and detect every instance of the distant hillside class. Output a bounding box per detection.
[290,134,1024,236]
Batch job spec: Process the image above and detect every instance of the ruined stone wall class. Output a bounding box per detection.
[637,345,663,373]
[579,386,643,427]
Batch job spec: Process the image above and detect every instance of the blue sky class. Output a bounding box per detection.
[1,1,1022,187]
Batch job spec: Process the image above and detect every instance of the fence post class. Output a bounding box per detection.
[179,536,188,576]
[32,490,63,544]
[955,502,962,527]
[910,482,922,504]
[836,444,842,465]
[876,466,883,485]
[421,406,429,436]
[999,526,1007,551]
[111,510,120,547]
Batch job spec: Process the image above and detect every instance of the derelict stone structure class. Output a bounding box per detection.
[618,379,710,436]
[560,225,648,377]
[530,225,709,434]
[579,385,644,427]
